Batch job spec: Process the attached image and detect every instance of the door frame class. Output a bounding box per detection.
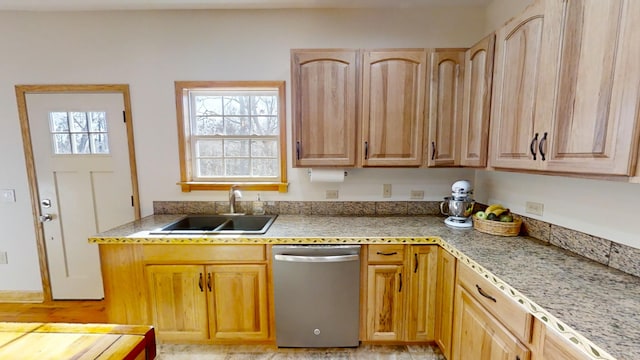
[15,84,141,302]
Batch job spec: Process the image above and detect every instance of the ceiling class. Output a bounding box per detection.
[0,0,490,11]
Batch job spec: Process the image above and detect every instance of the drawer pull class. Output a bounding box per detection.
[207,273,212,292]
[476,284,497,302]
[198,273,204,292]
[414,253,418,273]
[376,251,398,256]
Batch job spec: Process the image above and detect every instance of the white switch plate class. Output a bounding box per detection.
[525,201,544,216]
[0,189,15,203]
[325,190,339,199]
[410,190,424,199]
[383,184,392,198]
[0,251,7,265]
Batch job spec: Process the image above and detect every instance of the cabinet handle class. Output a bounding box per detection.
[364,141,369,160]
[198,273,204,292]
[431,141,436,160]
[376,251,397,256]
[296,141,300,160]
[516,357,521,360]
[414,253,418,273]
[207,273,212,292]
[529,133,538,160]
[475,284,497,302]
[539,132,548,161]
[529,133,539,160]
[399,273,403,292]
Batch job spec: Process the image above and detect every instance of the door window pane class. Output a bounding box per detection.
[49,111,110,155]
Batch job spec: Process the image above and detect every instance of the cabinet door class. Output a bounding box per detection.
[366,264,405,341]
[460,35,495,167]
[291,49,358,167]
[426,50,465,167]
[435,248,456,359]
[452,286,531,360]
[489,0,547,170]
[532,320,591,360]
[146,265,209,341]
[406,245,437,341]
[542,0,640,175]
[206,264,269,340]
[362,49,427,166]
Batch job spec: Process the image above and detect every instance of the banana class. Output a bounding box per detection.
[485,204,505,214]
[491,208,510,217]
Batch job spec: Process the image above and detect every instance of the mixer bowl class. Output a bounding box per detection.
[440,197,476,218]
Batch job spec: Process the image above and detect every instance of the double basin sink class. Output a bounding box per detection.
[150,214,277,235]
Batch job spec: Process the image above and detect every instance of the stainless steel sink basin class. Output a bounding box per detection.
[150,215,277,235]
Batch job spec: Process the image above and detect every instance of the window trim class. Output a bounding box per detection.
[175,81,288,192]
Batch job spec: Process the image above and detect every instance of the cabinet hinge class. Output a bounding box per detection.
[131,195,134,207]
[122,110,126,123]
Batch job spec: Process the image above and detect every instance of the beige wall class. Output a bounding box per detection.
[0,8,484,292]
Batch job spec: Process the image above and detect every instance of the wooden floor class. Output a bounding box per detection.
[0,300,107,323]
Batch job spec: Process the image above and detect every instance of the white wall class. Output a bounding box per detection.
[0,8,483,292]
[479,0,640,250]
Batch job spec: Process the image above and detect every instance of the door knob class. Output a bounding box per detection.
[39,214,53,222]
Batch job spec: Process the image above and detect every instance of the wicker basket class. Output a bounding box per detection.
[472,215,522,236]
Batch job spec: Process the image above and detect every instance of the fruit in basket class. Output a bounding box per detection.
[475,211,487,220]
[499,213,514,222]
[486,213,498,221]
[485,203,511,218]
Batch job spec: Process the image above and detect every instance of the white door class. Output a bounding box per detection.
[27,93,135,299]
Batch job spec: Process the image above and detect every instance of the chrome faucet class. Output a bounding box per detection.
[229,185,242,214]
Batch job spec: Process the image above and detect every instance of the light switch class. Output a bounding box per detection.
[0,189,15,203]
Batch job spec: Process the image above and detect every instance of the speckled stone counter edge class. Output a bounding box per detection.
[90,232,614,360]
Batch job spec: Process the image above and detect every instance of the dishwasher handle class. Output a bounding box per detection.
[274,254,359,263]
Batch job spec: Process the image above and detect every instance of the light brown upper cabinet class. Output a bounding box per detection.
[460,35,495,167]
[490,0,640,176]
[489,0,547,171]
[541,0,640,175]
[291,49,359,167]
[425,50,465,167]
[362,49,427,167]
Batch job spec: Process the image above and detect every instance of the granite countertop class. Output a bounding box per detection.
[90,214,640,360]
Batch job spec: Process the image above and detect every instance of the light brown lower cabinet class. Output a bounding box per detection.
[146,263,269,342]
[434,247,456,359]
[452,285,531,360]
[531,319,591,360]
[364,245,438,342]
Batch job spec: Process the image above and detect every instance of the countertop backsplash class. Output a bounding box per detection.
[153,200,640,278]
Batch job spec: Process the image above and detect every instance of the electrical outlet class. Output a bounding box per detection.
[410,190,424,200]
[383,184,392,198]
[0,251,7,265]
[325,190,339,199]
[525,201,544,216]
[0,189,15,203]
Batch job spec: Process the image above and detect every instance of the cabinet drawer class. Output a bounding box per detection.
[457,263,533,343]
[367,245,405,263]
[143,245,266,263]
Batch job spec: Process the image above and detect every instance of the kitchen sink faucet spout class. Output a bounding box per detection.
[229,185,242,214]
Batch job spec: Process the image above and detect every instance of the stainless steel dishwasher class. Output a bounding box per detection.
[272,245,361,347]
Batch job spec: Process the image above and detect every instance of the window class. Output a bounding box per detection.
[49,111,109,155]
[175,81,288,192]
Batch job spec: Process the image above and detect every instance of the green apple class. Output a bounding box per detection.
[475,211,487,220]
